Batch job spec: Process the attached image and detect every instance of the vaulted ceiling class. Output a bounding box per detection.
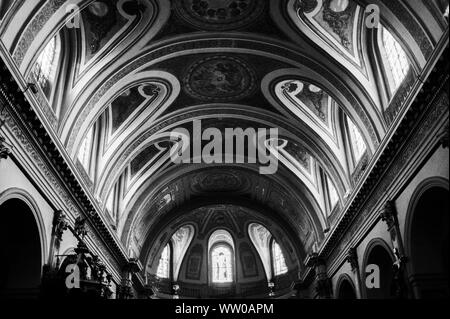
[0,0,447,276]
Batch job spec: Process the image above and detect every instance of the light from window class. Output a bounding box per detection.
[382,27,410,91]
[105,189,114,217]
[347,117,366,163]
[156,245,170,279]
[33,36,61,99]
[78,125,94,171]
[211,245,233,283]
[272,241,288,276]
[327,175,339,210]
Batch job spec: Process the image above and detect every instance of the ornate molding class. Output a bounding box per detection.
[322,0,352,49]
[74,216,88,240]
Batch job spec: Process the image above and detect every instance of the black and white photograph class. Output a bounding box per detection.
[0,0,448,316]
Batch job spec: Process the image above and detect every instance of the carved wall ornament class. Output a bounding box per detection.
[74,216,88,240]
[345,247,358,272]
[295,0,319,14]
[322,0,353,49]
[0,135,11,160]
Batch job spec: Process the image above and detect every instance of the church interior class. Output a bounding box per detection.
[0,0,448,300]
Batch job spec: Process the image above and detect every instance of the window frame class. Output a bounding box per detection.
[270,239,288,277]
[32,34,63,114]
[156,243,172,280]
[209,242,235,285]
[374,24,412,106]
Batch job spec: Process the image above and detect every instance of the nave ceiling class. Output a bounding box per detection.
[0,0,446,277]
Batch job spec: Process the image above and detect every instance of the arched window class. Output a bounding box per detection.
[208,229,235,284]
[105,189,115,219]
[77,125,94,172]
[346,116,366,164]
[271,241,288,276]
[326,174,339,211]
[211,244,233,283]
[380,26,410,93]
[156,244,170,279]
[33,36,61,102]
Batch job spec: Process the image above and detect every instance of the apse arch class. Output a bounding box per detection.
[140,199,308,278]
[404,177,449,298]
[123,164,325,252]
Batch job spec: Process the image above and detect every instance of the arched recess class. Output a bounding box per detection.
[0,188,48,265]
[404,178,449,299]
[362,238,395,299]
[335,273,357,299]
[0,190,46,298]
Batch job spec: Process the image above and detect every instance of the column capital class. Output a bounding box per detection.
[345,247,358,272]
[380,200,397,229]
[74,216,88,240]
[52,210,68,248]
[439,123,449,148]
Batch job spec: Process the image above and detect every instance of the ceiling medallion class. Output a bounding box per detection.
[174,0,266,31]
[184,56,257,102]
[192,171,246,192]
